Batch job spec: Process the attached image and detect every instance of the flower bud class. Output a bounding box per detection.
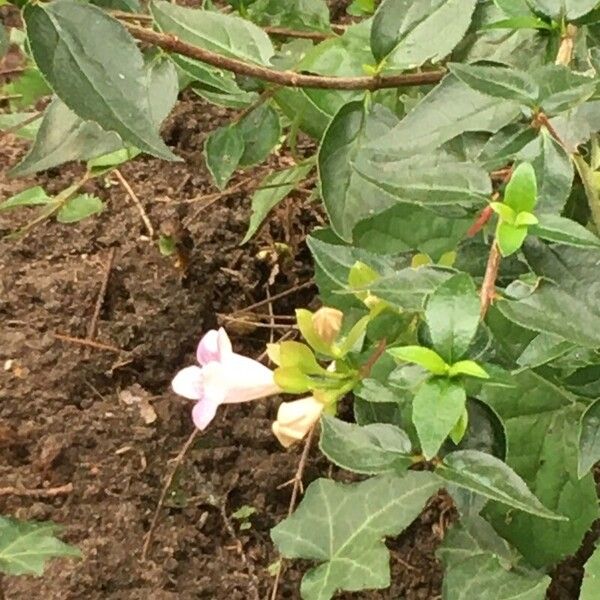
[311,307,343,345]
[272,396,324,448]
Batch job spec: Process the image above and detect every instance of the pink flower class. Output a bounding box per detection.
[172,328,280,430]
[272,397,324,448]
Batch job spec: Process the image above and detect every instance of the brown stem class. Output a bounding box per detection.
[480,242,501,318]
[360,338,387,378]
[54,332,123,354]
[124,23,445,90]
[0,483,73,498]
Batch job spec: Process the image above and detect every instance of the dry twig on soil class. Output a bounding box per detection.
[0,483,73,498]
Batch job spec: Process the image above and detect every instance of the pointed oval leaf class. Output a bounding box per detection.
[439,450,565,519]
[388,345,449,375]
[425,273,480,364]
[413,378,467,459]
[0,186,52,212]
[320,415,413,474]
[24,0,176,160]
[530,214,600,249]
[578,399,600,478]
[204,125,245,190]
[496,222,528,257]
[448,360,489,379]
[504,162,537,213]
[56,194,104,223]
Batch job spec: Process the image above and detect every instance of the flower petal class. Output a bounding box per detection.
[222,354,280,403]
[171,366,204,400]
[216,328,233,359]
[196,330,220,365]
[192,398,220,430]
[272,397,323,447]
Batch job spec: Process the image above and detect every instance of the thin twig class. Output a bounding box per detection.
[0,483,73,498]
[0,94,23,102]
[86,247,117,344]
[0,67,26,78]
[218,314,297,330]
[114,169,155,237]
[233,280,314,315]
[141,428,198,561]
[124,23,445,91]
[270,424,316,600]
[54,332,123,354]
[480,242,501,318]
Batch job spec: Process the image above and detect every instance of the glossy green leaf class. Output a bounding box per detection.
[320,415,413,474]
[204,125,244,190]
[388,346,449,375]
[371,0,478,70]
[490,201,517,224]
[514,211,538,227]
[413,378,466,459]
[449,63,539,106]
[56,194,104,223]
[531,214,600,248]
[581,543,600,600]
[237,103,281,167]
[533,64,596,115]
[504,162,537,213]
[0,186,52,212]
[477,125,538,171]
[271,472,440,600]
[242,163,313,244]
[578,399,600,478]
[497,222,528,257]
[151,0,274,64]
[0,517,81,576]
[481,371,599,567]
[516,332,573,368]
[425,273,480,364]
[438,450,563,519]
[24,0,176,160]
[247,0,330,32]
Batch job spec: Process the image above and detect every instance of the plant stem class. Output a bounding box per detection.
[480,241,501,318]
[124,23,445,91]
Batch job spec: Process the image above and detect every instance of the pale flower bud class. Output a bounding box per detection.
[311,307,343,345]
[272,397,324,448]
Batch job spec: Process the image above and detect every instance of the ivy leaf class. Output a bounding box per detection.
[242,163,313,244]
[481,371,599,568]
[319,415,413,474]
[24,0,176,160]
[11,58,178,177]
[581,543,600,600]
[271,472,440,600]
[530,214,600,248]
[413,378,466,459]
[438,450,563,519]
[578,399,600,478]
[204,125,245,190]
[150,0,274,64]
[425,273,480,364]
[0,517,81,576]
[371,0,478,71]
[449,63,539,106]
[56,194,104,223]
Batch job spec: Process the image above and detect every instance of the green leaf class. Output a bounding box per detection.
[371,0,478,70]
[271,472,440,600]
[320,415,413,474]
[24,0,176,160]
[438,450,564,519]
[448,360,489,379]
[247,0,330,32]
[0,186,52,212]
[2,67,51,109]
[533,64,596,115]
[503,162,537,213]
[496,222,528,257]
[578,399,600,478]
[529,0,599,20]
[0,517,81,576]
[581,543,600,600]
[516,332,574,368]
[151,0,274,64]
[481,371,599,567]
[530,214,600,248]
[388,346,449,375]
[490,201,517,224]
[12,58,178,177]
[425,273,480,364]
[237,103,281,167]
[0,112,41,140]
[449,63,539,106]
[413,378,466,459]
[367,75,520,156]
[514,211,538,227]
[56,194,104,223]
[242,163,313,244]
[0,23,7,58]
[204,125,245,190]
